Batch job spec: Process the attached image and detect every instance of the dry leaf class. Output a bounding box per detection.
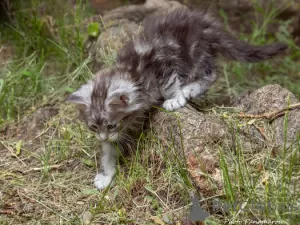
[151,216,166,225]
[15,140,22,156]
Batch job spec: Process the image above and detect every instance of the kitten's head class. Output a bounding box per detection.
[67,68,146,142]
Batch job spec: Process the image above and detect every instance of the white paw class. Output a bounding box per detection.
[182,83,201,99]
[94,173,114,190]
[163,94,186,111]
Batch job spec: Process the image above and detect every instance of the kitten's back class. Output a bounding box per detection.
[142,8,287,63]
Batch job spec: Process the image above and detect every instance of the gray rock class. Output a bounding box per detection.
[151,106,228,156]
[150,106,226,194]
[86,19,140,71]
[235,84,300,148]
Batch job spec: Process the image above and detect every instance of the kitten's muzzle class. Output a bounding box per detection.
[97,133,109,141]
[97,132,119,141]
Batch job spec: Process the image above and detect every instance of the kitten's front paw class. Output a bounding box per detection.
[182,83,201,99]
[163,95,186,111]
[94,173,114,190]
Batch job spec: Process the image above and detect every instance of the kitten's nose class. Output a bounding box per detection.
[99,133,108,141]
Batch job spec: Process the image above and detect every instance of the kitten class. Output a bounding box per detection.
[67,8,287,189]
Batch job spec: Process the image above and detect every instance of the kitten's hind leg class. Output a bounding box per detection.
[94,141,117,190]
[162,91,187,111]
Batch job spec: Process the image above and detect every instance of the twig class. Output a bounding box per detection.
[238,103,300,121]
[0,141,27,167]
[253,124,272,143]
[0,210,15,215]
[145,186,170,210]
[23,164,62,174]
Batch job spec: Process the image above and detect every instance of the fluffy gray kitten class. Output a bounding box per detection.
[67,8,287,189]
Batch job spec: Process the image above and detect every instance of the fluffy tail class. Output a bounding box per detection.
[216,33,287,62]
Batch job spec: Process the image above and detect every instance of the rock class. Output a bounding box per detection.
[86,19,140,71]
[235,84,298,114]
[151,106,228,156]
[235,84,300,148]
[151,106,227,194]
[82,211,93,225]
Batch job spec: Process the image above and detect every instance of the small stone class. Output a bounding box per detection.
[76,201,85,205]
[23,203,35,213]
[163,215,172,224]
[82,211,93,225]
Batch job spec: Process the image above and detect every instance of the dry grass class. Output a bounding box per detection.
[0,104,193,224]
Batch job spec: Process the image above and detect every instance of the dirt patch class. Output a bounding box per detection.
[2,106,59,141]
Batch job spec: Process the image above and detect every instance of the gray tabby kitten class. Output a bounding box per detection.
[67,8,287,189]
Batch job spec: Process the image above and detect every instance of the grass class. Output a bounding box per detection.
[217,0,300,99]
[0,0,300,224]
[0,0,93,125]
[215,115,300,224]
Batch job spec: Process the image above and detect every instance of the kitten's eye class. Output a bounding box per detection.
[108,124,117,130]
[89,124,98,131]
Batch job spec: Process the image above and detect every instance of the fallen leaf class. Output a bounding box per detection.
[261,172,269,185]
[81,159,94,167]
[15,140,22,156]
[247,119,256,125]
[151,216,166,225]
[82,211,93,225]
[87,22,100,37]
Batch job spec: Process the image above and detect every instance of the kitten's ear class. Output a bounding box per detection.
[66,82,93,106]
[109,94,130,106]
[108,92,142,113]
